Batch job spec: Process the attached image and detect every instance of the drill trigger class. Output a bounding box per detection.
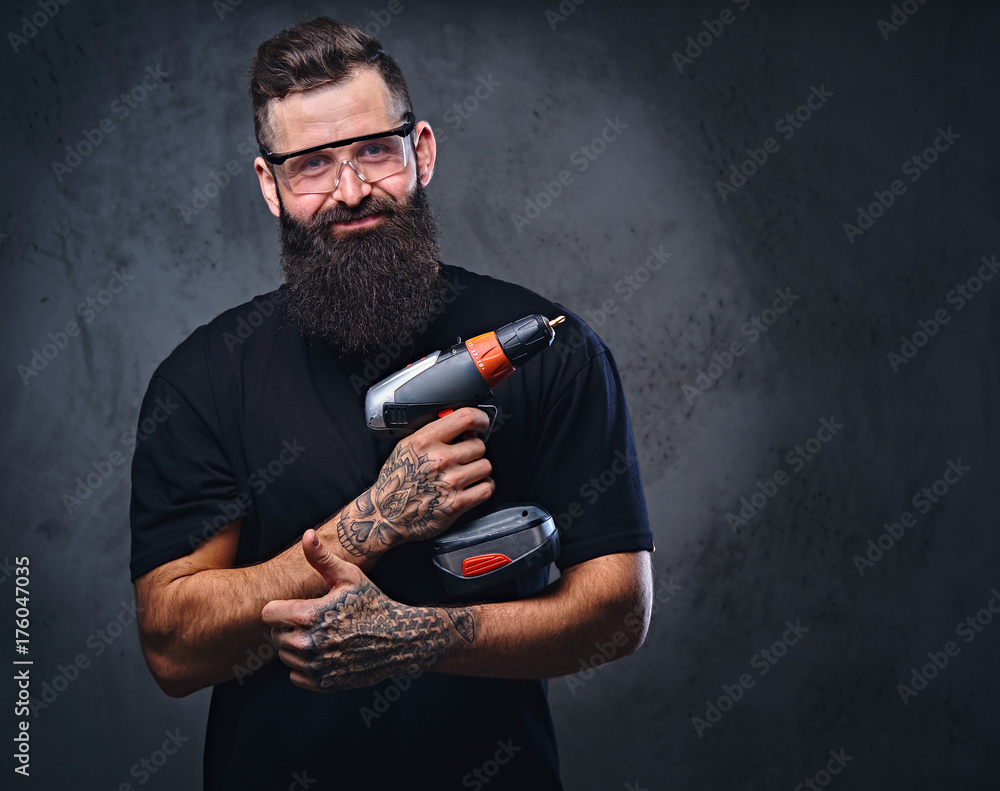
[476,404,498,442]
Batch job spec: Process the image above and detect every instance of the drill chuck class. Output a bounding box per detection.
[496,314,560,367]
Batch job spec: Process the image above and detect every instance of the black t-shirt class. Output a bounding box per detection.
[130,264,654,790]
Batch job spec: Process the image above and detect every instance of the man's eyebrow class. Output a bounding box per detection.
[262,113,414,161]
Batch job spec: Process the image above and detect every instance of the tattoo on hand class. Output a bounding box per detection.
[306,582,475,690]
[337,444,452,557]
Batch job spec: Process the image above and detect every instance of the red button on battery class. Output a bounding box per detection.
[461,554,512,577]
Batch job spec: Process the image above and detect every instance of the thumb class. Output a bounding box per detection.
[302,529,358,593]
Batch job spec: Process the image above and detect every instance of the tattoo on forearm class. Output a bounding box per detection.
[306,583,475,690]
[448,609,476,644]
[337,445,452,557]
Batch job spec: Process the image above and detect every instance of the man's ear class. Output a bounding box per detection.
[413,121,437,187]
[255,157,282,218]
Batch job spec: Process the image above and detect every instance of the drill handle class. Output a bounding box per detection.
[378,402,498,441]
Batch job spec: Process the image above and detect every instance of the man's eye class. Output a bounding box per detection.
[291,154,332,174]
[358,143,392,160]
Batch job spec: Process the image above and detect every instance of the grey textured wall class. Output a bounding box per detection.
[2,0,998,788]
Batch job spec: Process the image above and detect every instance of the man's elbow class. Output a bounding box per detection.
[149,662,203,699]
[616,594,652,657]
[583,550,654,660]
[139,629,209,698]
[615,551,654,656]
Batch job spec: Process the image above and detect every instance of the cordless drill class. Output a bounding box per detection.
[364,313,565,595]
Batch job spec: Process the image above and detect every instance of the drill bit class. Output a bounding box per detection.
[548,315,566,328]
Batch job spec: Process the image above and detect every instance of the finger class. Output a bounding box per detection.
[269,623,314,652]
[262,598,306,626]
[450,477,496,516]
[447,457,493,491]
[266,622,292,644]
[445,436,488,465]
[416,406,491,445]
[277,646,313,673]
[288,669,321,692]
[303,529,362,591]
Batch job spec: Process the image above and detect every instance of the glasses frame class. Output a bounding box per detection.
[259,111,416,171]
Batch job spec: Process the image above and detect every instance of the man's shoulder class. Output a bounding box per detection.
[441,263,557,315]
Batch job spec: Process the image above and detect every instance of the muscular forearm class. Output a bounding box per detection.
[137,496,398,697]
[430,552,653,679]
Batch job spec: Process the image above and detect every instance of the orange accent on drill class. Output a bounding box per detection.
[364,314,565,439]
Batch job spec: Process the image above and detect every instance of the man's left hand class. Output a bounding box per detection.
[262,529,474,691]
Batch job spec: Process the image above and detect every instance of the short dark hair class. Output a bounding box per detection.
[249,17,413,150]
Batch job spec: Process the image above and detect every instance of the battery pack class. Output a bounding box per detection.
[431,504,560,596]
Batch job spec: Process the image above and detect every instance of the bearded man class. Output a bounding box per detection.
[130,17,654,791]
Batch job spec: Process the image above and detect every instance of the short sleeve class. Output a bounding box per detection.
[526,341,655,569]
[129,367,242,581]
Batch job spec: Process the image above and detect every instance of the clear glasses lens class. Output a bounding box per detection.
[279,135,410,194]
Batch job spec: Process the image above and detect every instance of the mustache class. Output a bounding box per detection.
[309,195,399,227]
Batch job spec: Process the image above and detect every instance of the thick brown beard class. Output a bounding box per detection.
[277,181,446,356]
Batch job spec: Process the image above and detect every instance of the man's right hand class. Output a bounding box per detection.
[335,407,495,559]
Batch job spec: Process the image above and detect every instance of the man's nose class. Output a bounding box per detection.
[330,160,371,206]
